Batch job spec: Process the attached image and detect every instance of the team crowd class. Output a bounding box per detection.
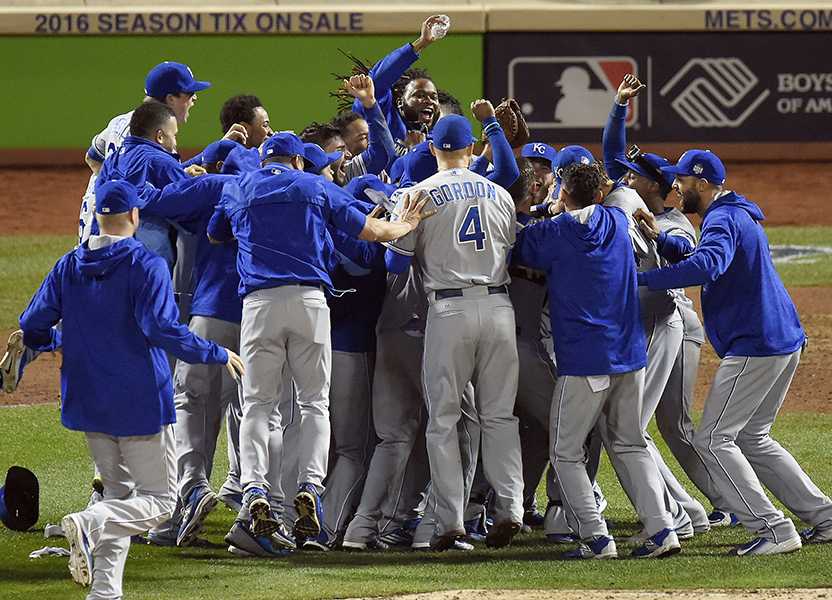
[2,14,832,600]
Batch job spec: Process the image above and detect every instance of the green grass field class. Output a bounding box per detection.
[1,226,832,599]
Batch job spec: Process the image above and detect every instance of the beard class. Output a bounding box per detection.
[680,188,702,214]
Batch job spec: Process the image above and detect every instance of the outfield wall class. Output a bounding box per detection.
[0,3,829,164]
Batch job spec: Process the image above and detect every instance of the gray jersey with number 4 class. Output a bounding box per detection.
[386,168,516,293]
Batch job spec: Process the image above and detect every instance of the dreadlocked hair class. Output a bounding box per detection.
[299,121,341,148]
[329,48,433,113]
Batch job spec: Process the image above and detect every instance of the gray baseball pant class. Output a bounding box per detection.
[172,316,240,503]
[344,330,430,543]
[611,311,707,529]
[412,386,481,547]
[239,285,331,495]
[322,350,376,535]
[694,349,832,542]
[554,369,673,539]
[655,337,724,510]
[72,426,175,600]
[423,287,523,535]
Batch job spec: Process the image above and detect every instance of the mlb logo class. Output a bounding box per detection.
[507,57,638,129]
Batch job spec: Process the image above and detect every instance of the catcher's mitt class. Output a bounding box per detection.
[492,98,529,148]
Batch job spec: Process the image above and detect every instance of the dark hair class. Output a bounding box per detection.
[299,121,341,148]
[561,163,603,208]
[219,95,263,134]
[129,101,175,140]
[437,90,463,116]
[331,111,363,135]
[330,50,433,112]
[507,157,535,206]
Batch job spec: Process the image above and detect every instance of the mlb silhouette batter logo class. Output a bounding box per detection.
[507,57,638,129]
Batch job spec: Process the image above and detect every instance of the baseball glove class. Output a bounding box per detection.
[493,98,529,148]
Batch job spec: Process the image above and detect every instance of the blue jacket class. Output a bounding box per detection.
[327,198,387,353]
[639,192,805,358]
[207,165,368,297]
[143,176,243,324]
[515,205,646,376]
[97,136,189,268]
[19,238,227,437]
[353,43,420,146]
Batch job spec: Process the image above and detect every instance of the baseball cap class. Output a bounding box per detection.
[521,142,558,169]
[144,62,211,100]
[345,174,397,205]
[260,132,305,161]
[303,143,343,175]
[661,149,726,185]
[555,145,594,178]
[431,115,476,152]
[202,140,239,166]
[96,180,145,215]
[615,152,675,190]
[400,141,438,185]
[0,466,39,532]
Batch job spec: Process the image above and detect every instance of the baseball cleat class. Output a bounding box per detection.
[708,510,740,527]
[801,525,832,544]
[378,527,414,547]
[632,528,681,559]
[627,522,694,544]
[146,529,177,547]
[244,488,280,537]
[0,330,25,394]
[464,511,488,542]
[732,536,802,556]
[224,520,291,558]
[414,537,472,552]
[546,532,578,544]
[564,535,617,560]
[177,487,219,547]
[341,538,390,552]
[302,529,334,552]
[486,521,522,549]
[293,483,323,540]
[271,522,296,550]
[62,514,93,586]
[693,521,712,535]
[523,509,545,528]
[427,529,466,552]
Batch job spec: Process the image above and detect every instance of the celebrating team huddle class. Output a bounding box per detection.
[3,14,832,600]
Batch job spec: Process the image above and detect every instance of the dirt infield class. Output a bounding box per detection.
[2,162,832,411]
[353,590,832,600]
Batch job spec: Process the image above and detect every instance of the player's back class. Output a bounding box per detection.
[404,168,516,293]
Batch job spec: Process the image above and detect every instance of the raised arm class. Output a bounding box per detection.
[602,74,645,182]
[343,75,397,175]
[471,99,520,189]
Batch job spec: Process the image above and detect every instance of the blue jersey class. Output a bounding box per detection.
[207,165,368,298]
[515,204,646,376]
[96,136,189,268]
[19,238,227,437]
[639,192,805,358]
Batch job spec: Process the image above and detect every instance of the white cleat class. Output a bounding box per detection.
[733,536,802,556]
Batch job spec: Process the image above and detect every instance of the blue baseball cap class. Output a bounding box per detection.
[303,143,343,175]
[431,115,476,152]
[345,175,397,206]
[521,142,558,169]
[0,466,38,532]
[261,132,305,161]
[661,149,726,185]
[615,152,675,190]
[96,180,145,215]
[555,145,594,178]
[202,140,239,166]
[400,141,438,185]
[144,62,211,100]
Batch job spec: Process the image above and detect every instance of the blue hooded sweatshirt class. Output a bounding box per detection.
[19,238,228,437]
[639,192,805,358]
[515,205,646,376]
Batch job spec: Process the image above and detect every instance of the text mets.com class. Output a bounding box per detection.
[706,9,832,30]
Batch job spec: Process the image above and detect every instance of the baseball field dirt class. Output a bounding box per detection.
[2,163,832,413]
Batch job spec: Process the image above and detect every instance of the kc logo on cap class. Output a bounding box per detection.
[693,164,704,175]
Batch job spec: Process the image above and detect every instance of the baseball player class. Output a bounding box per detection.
[602,75,712,535]
[515,162,681,559]
[206,132,429,545]
[18,180,243,597]
[383,113,524,551]
[638,149,832,555]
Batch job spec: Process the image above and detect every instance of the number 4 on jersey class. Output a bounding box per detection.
[457,205,487,251]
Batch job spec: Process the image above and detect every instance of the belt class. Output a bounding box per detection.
[434,285,508,300]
